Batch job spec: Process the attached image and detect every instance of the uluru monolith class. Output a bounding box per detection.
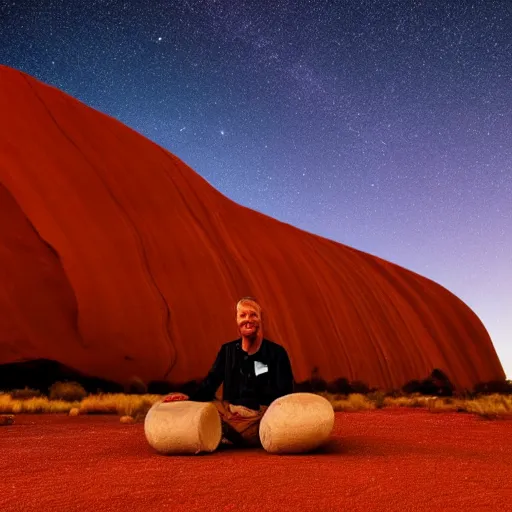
[0,65,506,391]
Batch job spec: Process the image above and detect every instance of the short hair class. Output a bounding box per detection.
[236,296,261,311]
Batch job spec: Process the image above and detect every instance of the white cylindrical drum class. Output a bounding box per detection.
[259,393,335,454]
[144,400,222,455]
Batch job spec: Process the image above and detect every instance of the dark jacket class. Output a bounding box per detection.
[189,338,294,410]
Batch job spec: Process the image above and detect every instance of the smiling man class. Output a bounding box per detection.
[164,297,294,447]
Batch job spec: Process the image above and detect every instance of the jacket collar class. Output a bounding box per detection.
[236,337,266,355]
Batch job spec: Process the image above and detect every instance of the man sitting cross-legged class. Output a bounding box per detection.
[164,297,294,447]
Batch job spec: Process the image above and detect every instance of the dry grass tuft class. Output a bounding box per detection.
[9,388,42,400]
[464,394,512,419]
[0,394,79,414]
[383,394,437,409]
[322,392,512,419]
[317,392,375,411]
[0,393,162,418]
[1,388,510,421]
[78,393,161,417]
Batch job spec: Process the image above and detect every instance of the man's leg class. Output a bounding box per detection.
[212,400,267,447]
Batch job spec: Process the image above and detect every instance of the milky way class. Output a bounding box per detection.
[1,0,511,377]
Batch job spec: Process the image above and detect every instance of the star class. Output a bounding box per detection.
[2,0,509,378]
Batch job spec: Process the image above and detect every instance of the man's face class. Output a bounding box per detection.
[236,302,261,338]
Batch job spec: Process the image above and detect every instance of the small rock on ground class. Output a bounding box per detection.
[0,415,15,426]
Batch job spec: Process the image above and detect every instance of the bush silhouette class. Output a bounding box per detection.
[177,379,201,397]
[309,366,327,392]
[430,368,454,396]
[368,390,386,408]
[350,380,371,394]
[293,379,314,392]
[402,379,422,394]
[146,379,202,396]
[147,380,174,394]
[473,380,512,395]
[402,370,454,397]
[49,381,87,402]
[124,376,147,395]
[326,378,352,394]
[9,388,42,400]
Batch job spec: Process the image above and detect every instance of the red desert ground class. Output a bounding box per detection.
[0,411,510,512]
[0,66,511,512]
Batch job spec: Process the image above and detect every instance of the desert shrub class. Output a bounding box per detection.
[402,372,453,397]
[11,402,22,414]
[350,380,371,394]
[79,394,119,414]
[49,381,87,402]
[134,397,156,418]
[429,369,455,396]
[329,393,375,412]
[9,387,42,400]
[408,396,427,408]
[473,380,512,396]
[426,396,464,413]
[385,388,405,398]
[306,367,327,392]
[79,393,161,417]
[293,380,314,392]
[464,394,512,419]
[421,379,438,395]
[124,376,147,395]
[0,394,13,413]
[383,395,430,409]
[177,379,201,397]
[146,379,201,396]
[326,378,352,394]
[147,380,174,394]
[368,390,386,409]
[293,376,329,393]
[403,380,428,395]
[454,389,474,400]
[402,379,423,395]
[310,377,327,392]
[0,394,79,414]
[19,398,46,413]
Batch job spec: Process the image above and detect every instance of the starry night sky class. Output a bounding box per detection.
[1,0,511,378]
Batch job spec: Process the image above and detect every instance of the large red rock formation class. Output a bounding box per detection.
[0,65,505,391]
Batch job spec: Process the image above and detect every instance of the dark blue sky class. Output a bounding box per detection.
[1,0,511,377]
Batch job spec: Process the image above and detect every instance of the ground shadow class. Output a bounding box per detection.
[212,437,347,456]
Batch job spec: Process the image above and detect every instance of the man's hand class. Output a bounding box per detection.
[228,404,260,418]
[162,392,189,403]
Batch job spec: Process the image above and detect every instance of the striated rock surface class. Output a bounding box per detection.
[0,65,505,390]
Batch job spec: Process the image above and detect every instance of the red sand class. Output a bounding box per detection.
[0,64,506,390]
[1,410,510,512]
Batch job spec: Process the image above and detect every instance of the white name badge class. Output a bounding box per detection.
[254,360,268,376]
